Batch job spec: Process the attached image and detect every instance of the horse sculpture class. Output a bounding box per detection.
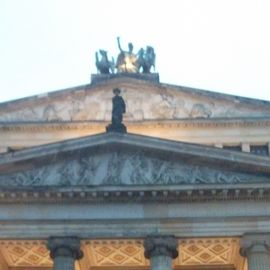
[136,46,156,74]
[95,38,156,74]
[95,50,115,74]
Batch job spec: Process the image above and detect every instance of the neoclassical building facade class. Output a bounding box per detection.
[0,74,270,270]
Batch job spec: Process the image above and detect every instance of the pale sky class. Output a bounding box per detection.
[1,0,270,103]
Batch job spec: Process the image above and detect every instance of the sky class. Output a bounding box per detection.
[0,0,270,103]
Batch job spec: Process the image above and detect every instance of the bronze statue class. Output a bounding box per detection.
[106,88,127,133]
[94,37,156,75]
[137,46,155,73]
[116,37,138,73]
[95,49,115,74]
[112,88,126,125]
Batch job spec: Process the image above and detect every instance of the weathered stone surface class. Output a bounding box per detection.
[1,77,270,122]
[0,199,270,239]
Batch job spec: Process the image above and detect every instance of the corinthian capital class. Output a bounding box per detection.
[144,235,178,259]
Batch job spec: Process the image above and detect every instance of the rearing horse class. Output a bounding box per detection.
[136,46,155,74]
[95,50,115,74]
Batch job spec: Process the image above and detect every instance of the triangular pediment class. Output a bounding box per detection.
[0,132,269,187]
[1,76,270,122]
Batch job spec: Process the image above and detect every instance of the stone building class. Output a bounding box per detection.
[0,73,270,270]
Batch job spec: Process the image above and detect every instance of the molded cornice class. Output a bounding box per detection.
[0,183,269,203]
[1,117,270,132]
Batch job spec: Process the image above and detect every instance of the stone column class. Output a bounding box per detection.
[47,237,83,270]
[144,235,178,270]
[240,233,270,270]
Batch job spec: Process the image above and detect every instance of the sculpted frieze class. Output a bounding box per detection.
[0,151,266,187]
[1,86,270,122]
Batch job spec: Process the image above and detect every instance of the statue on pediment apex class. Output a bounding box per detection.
[137,46,156,74]
[95,49,115,74]
[116,37,138,73]
[93,37,156,76]
[116,37,156,74]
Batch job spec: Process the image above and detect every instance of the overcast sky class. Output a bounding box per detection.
[1,0,270,103]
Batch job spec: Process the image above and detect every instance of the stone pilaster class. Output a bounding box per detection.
[47,237,83,270]
[144,235,178,270]
[240,233,270,270]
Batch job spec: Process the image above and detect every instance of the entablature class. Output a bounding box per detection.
[0,183,269,203]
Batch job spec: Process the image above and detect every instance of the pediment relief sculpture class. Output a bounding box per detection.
[0,150,267,187]
[1,83,270,122]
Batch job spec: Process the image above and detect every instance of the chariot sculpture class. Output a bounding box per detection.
[95,37,155,74]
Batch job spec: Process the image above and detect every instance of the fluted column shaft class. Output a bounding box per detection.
[47,237,83,270]
[240,234,270,270]
[144,235,178,270]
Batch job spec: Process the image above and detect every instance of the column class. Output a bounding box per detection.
[144,235,178,270]
[47,237,83,270]
[240,233,270,270]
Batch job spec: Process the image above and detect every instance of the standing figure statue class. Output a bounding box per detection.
[116,37,138,73]
[95,49,115,74]
[106,88,127,133]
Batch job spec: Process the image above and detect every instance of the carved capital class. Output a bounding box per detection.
[144,235,178,259]
[47,237,83,260]
[240,233,270,257]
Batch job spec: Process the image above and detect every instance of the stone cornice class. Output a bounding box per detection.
[1,76,270,111]
[0,132,266,170]
[1,117,270,132]
[0,183,270,203]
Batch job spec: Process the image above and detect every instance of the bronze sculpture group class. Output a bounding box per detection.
[95,37,155,74]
